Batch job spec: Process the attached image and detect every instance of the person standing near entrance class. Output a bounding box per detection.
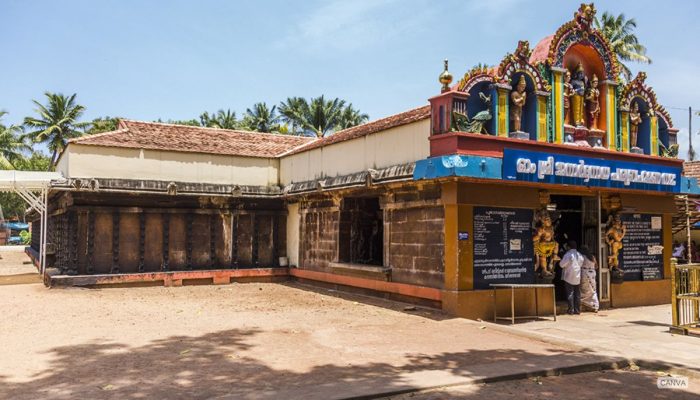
[560,240,584,315]
[579,246,599,312]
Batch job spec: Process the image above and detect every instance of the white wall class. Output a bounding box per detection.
[62,144,279,186]
[279,119,430,185]
[286,203,300,267]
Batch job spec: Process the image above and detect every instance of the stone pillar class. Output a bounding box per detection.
[602,80,618,150]
[650,114,659,156]
[551,67,566,144]
[619,108,630,152]
[494,84,511,137]
[535,92,550,142]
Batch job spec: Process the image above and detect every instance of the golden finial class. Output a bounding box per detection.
[439,59,453,92]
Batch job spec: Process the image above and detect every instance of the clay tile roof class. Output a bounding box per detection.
[684,161,700,178]
[284,105,431,156]
[529,35,554,65]
[69,120,316,158]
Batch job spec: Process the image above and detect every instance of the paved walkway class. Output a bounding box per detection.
[492,305,700,374]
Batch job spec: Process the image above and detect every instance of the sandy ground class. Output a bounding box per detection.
[0,279,587,400]
[385,368,700,399]
[0,249,694,399]
[0,247,40,285]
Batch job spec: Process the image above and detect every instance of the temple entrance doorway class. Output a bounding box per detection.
[548,194,604,304]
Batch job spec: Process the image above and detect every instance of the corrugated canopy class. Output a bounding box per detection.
[0,171,65,191]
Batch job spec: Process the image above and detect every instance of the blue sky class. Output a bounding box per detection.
[2,0,699,157]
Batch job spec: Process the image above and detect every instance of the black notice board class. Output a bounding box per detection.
[619,214,664,281]
[473,207,534,290]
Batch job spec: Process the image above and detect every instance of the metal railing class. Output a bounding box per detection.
[671,258,700,335]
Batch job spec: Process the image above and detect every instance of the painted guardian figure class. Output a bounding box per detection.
[533,209,559,279]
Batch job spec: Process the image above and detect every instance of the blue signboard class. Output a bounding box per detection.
[502,148,681,193]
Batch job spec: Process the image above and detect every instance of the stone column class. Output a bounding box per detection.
[494,84,511,137]
[535,92,550,142]
[551,67,566,144]
[602,80,618,150]
[619,108,630,152]
[650,114,659,156]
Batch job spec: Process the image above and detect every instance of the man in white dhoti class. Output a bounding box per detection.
[579,246,599,312]
[560,240,584,315]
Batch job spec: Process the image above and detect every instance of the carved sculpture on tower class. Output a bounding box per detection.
[585,74,601,130]
[510,75,527,133]
[570,62,587,127]
[563,70,573,126]
[629,101,642,151]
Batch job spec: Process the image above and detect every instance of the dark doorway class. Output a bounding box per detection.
[550,195,584,301]
[338,197,383,265]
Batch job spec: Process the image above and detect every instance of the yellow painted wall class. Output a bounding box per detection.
[279,119,430,185]
[441,181,675,320]
[62,144,280,186]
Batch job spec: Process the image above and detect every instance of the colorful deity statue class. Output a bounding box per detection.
[570,62,587,127]
[585,74,601,130]
[510,75,527,132]
[606,213,626,271]
[629,102,642,148]
[533,208,559,278]
[563,70,573,125]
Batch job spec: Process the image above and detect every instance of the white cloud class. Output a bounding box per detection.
[277,0,434,52]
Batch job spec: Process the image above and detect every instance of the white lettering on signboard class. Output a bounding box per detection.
[515,157,676,187]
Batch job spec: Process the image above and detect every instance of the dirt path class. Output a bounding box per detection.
[0,280,595,400]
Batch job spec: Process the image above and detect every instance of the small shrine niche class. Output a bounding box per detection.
[629,98,651,154]
[560,45,609,146]
[509,73,537,140]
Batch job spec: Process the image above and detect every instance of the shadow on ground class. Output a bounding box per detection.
[0,328,604,400]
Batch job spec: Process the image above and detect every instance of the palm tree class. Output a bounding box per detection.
[241,102,280,132]
[200,109,238,129]
[87,116,121,134]
[594,12,651,82]
[23,92,89,166]
[337,103,369,130]
[278,96,369,137]
[0,111,31,169]
[278,97,306,135]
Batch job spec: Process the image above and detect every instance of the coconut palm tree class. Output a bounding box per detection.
[594,12,651,82]
[278,97,306,135]
[0,111,31,169]
[23,92,89,166]
[200,109,238,129]
[337,103,369,130]
[241,102,280,133]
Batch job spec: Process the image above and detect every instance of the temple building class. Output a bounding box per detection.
[29,3,700,319]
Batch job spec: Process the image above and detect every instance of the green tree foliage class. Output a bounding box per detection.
[199,109,238,129]
[87,116,121,134]
[23,92,89,166]
[0,111,31,169]
[594,12,651,82]
[240,102,281,133]
[156,118,201,127]
[278,96,368,137]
